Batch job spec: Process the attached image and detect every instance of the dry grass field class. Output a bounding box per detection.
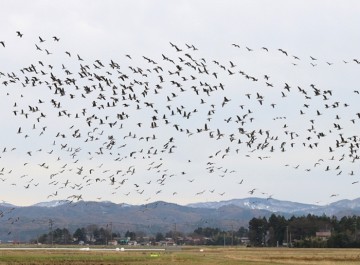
[0,246,360,265]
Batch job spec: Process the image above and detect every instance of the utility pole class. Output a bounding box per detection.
[289,231,292,247]
[49,219,54,246]
[286,226,289,247]
[110,222,113,242]
[231,225,234,246]
[174,223,177,244]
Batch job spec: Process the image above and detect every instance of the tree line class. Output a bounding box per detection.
[248,214,360,247]
[32,214,360,247]
[32,224,249,246]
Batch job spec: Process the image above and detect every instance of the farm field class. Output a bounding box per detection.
[0,246,360,265]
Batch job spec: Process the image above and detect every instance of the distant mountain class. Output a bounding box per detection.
[187,197,319,213]
[33,200,69,208]
[187,197,360,216]
[0,202,16,208]
[1,197,360,243]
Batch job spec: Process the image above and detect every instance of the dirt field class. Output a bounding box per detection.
[0,246,360,264]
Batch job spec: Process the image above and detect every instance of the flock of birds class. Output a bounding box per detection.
[0,31,360,216]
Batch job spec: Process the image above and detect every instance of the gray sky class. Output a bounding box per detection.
[1,0,360,206]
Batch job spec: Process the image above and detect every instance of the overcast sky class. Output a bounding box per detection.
[1,0,360,207]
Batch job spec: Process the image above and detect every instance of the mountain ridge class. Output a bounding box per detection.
[3,197,360,214]
[1,197,360,242]
[187,197,360,216]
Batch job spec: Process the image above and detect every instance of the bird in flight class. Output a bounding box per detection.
[16,31,23,38]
